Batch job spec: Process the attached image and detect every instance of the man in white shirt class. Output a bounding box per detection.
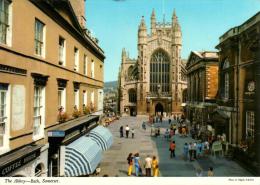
[144,155,152,177]
[125,125,130,138]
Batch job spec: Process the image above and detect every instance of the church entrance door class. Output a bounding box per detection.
[155,103,164,115]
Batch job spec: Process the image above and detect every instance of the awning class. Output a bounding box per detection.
[87,126,113,151]
[64,136,102,177]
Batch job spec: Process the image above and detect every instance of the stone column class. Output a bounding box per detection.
[255,38,260,175]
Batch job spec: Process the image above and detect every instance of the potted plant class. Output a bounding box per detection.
[57,106,68,123]
[72,105,81,118]
[83,104,90,115]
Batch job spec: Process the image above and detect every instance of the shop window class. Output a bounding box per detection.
[0,84,8,148]
[246,111,255,139]
[0,0,12,46]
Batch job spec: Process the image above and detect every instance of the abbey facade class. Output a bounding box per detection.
[118,10,187,116]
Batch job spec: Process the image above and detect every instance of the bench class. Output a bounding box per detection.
[211,141,223,156]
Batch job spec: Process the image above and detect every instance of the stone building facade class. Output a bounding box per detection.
[215,11,260,174]
[185,51,219,139]
[0,0,105,177]
[119,10,187,116]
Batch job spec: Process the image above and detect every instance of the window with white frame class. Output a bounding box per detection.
[58,36,65,65]
[84,54,87,75]
[33,86,45,139]
[246,111,255,139]
[0,84,8,148]
[0,0,11,45]
[91,59,94,78]
[74,47,79,71]
[58,88,66,111]
[35,19,45,57]
[83,90,87,106]
[91,91,94,104]
[74,89,79,108]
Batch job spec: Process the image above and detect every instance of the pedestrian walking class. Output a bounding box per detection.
[169,141,176,158]
[188,142,193,161]
[173,124,177,135]
[125,125,130,138]
[142,121,146,130]
[193,142,197,160]
[196,141,202,158]
[181,126,186,137]
[119,126,123,138]
[127,153,133,176]
[207,167,214,176]
[168,118,171,125]
[134,153,141,176]
[204,141,210,155]
[170,128,174,138]
[131,128,135,138]
[144,155,152,177]
[152,156,158,177]
[183,143,189,161]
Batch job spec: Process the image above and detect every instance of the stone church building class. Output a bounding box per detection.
[118,10,187,116]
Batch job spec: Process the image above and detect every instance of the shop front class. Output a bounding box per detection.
[47,115,113,177]
[0,144,48,177]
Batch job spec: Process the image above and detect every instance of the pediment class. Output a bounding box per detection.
[186,52,202,68]
[52,0,82,32]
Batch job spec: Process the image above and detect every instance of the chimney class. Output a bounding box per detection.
[69,0,86,28]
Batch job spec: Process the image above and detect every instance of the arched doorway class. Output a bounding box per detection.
[155,103,163,115]
[35,163,44,177]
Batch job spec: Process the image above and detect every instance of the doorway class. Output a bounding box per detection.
[155,103,164,115]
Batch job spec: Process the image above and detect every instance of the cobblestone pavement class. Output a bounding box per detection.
[98,116,253,177]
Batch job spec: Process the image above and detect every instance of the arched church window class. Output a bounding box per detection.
[128,89,137,103]
[223,58,230,69]
[150,49,170,93]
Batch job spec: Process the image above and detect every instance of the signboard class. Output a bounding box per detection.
[0,148,41,176]
[48,130,65,137]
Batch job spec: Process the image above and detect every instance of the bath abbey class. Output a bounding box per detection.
[119,10,187,116]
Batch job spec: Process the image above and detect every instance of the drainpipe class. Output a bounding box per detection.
[236,38,240,145]
[255,36,260,176]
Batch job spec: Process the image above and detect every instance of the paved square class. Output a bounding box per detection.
[98,116,253,177]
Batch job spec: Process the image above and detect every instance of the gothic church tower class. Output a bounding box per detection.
[119,10,187,116]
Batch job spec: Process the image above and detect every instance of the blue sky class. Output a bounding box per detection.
[85,0,260,82]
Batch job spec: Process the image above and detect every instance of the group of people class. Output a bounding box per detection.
[127,153,159,177]
[183,141,210,161]
[120,125,135,138]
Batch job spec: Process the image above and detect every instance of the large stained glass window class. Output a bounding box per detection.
[150,49,170,93]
